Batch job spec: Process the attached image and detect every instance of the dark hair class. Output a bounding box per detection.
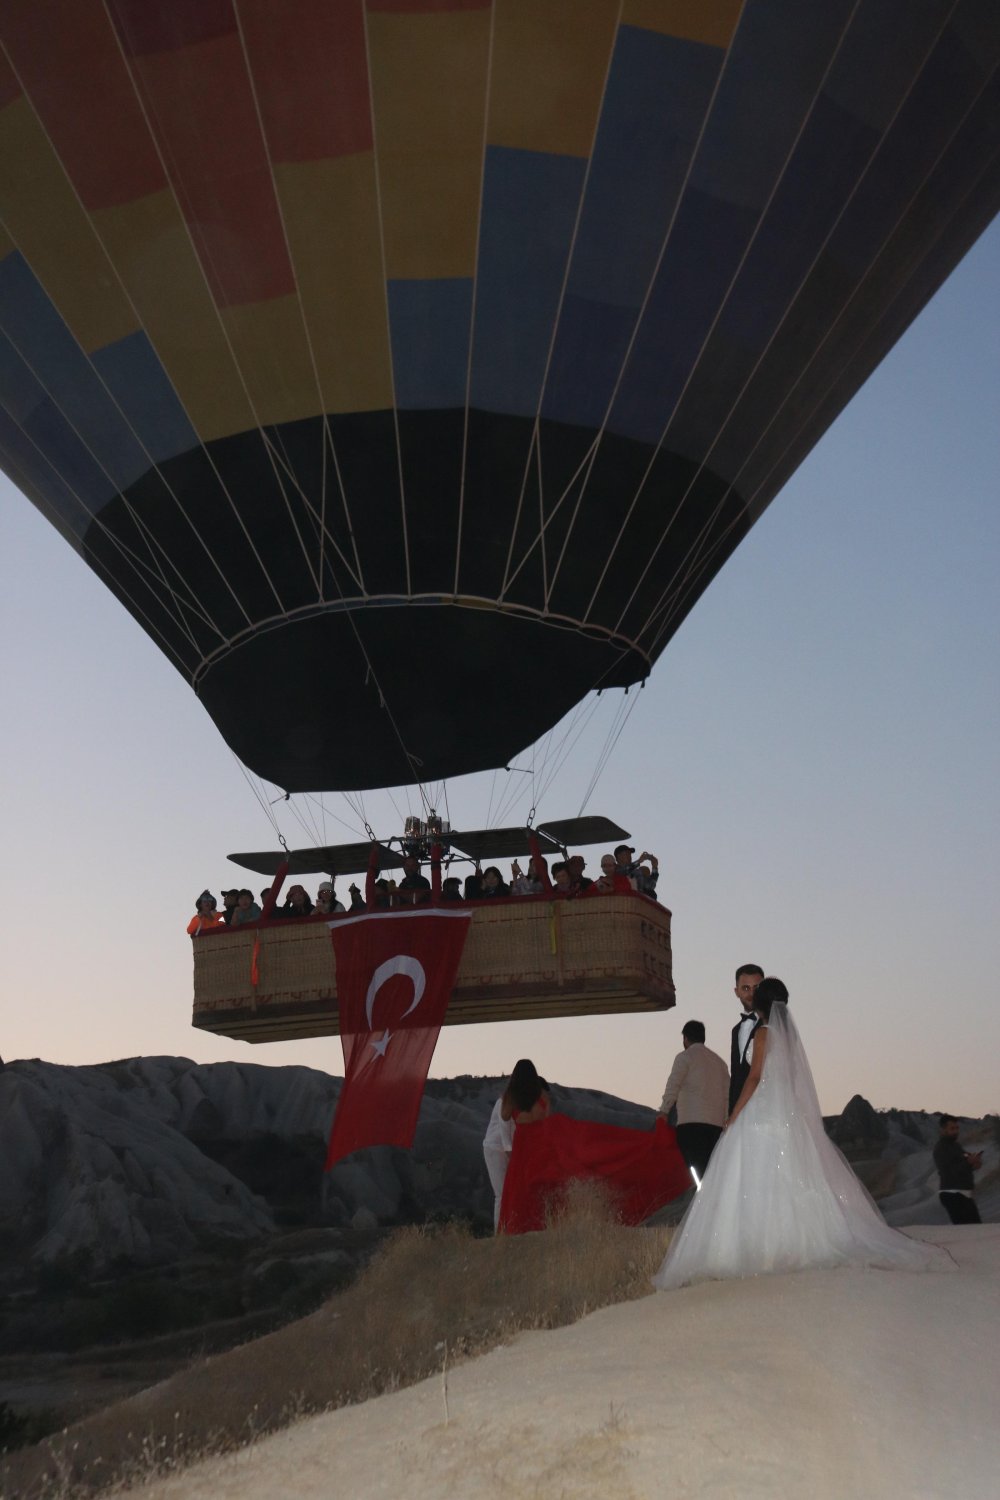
[551,861,568,876]
[754,976,788,1019]
[938,1113,958,1129]
[682,1020,705,1044]
[481,866,509,897]
[735,963,765,983]
[508,1058,545,1114]
[464,873,483,899]
[238,889,253,900]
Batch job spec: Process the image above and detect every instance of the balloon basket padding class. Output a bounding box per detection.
[191,895,675,1042]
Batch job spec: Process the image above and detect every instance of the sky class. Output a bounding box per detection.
[1,220,997,1121]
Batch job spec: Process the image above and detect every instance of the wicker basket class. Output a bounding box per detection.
[192,895,674,1043]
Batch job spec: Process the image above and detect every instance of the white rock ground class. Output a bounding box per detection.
[129,1225,999,1500]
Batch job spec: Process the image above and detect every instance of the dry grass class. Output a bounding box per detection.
[0,1187,671,1499]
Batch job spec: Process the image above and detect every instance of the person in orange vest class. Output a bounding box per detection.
[187,891,223,936]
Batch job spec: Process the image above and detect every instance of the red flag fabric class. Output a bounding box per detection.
[325,909,472,1167]
[498,1113,691,1233]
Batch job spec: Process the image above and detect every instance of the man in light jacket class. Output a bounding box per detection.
[658,1021,729,1183]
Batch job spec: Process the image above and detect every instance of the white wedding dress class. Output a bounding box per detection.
[653,1004,952,1290]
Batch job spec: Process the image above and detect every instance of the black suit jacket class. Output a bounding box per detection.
[729,1014,759,1114]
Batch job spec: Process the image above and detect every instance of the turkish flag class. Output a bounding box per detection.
[324,909,472,1167]
[498,1114,691,1233]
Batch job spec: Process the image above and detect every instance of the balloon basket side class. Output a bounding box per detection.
[191,895,675,1042]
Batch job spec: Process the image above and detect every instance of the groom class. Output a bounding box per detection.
[729,964,764,1114]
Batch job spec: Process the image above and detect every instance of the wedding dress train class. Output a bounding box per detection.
[653,1003,952,1289]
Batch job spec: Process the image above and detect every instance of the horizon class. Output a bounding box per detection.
[6,1049,995,1126]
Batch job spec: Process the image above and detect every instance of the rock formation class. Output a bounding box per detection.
[0,1058,654,1281]
[0,1058,994,1284]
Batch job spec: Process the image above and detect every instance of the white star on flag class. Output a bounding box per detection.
[369,1029,393,1058]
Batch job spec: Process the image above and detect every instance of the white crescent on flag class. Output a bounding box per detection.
[365,954,427,1030]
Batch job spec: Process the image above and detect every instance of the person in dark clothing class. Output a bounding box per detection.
[275,884,314,918]
[933,1114,983,1224]
[729,963,765,1114]
[614,843,659,896]
[396,855,431,906]
[481,865,510,897]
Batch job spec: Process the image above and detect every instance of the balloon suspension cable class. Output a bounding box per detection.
[577,683,645,817]
[232,753,286,843]
[278,833,290,854]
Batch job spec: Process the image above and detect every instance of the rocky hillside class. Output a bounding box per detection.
[0,1057,654,1283]
[0,1058,995,1284]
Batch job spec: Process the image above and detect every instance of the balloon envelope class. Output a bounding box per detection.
[1,1,998,789]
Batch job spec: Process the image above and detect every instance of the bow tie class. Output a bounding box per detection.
[738,1013,757,1022]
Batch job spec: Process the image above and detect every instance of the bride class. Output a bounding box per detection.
[653,978,952,1290]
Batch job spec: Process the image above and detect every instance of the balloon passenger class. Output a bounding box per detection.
[614,843,659,896]
[276,884,314,918]
[396,855,431,906]
[315,881,346,916]
[187,891,223,936]
[595,853,633,894]
[510,856,547,895]
[481,865,510,897]
[232,889,262,925]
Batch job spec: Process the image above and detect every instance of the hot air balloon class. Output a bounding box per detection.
[1,1,997,795]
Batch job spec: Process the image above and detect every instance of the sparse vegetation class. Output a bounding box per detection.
[0,1185,671,1499]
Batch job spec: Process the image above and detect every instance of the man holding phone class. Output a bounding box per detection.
[933,1115,983,1224]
